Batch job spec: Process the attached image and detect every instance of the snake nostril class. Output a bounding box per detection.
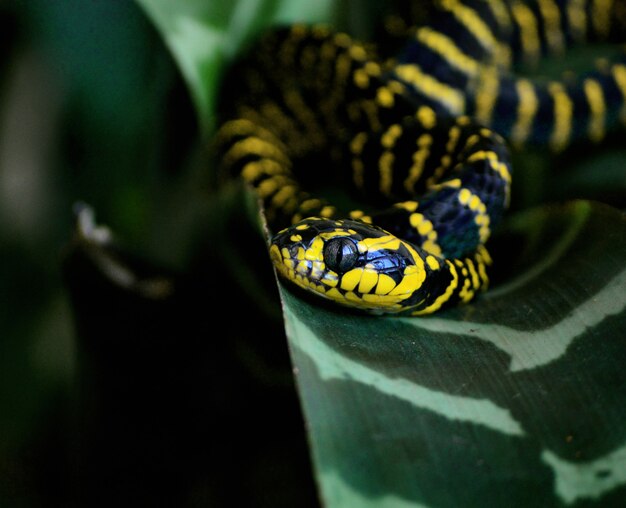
[288,243,300,258]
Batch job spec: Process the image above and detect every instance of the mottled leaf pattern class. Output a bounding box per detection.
[282,201,626,508]
[133,0,626,505]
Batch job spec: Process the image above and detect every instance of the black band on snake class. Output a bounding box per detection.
[215,0,626,316]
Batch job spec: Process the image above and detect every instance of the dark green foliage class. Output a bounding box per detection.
[284,201,626,507]
[1,0,625,507]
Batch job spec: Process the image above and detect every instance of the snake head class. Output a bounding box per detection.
[269,216,434,313]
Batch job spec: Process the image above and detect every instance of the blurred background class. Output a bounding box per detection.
[0,0,322,506]
[2,0,625,507]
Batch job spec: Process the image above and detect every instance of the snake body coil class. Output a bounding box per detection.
[216,0,626,316]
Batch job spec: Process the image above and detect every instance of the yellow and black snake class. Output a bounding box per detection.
[216,0,626,316]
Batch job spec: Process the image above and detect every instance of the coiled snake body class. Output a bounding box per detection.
[216,0,626,315]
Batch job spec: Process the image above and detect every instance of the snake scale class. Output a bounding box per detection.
[216,0,626,316]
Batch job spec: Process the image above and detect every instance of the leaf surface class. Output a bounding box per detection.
[135,0,334,134]
[281,201,626,507]
[134,1,626,505]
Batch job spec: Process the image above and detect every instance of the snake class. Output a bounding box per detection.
[215,0,626,316]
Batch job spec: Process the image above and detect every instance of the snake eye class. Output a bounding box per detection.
[323,237,359,273]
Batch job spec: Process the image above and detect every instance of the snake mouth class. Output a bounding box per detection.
[269,239,416,313]
[268,221,427,314]
[269,243,336,293]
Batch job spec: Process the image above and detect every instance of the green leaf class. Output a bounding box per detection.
[135,2,626,506]
[281,200,626,507]
[135,0,335,134]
